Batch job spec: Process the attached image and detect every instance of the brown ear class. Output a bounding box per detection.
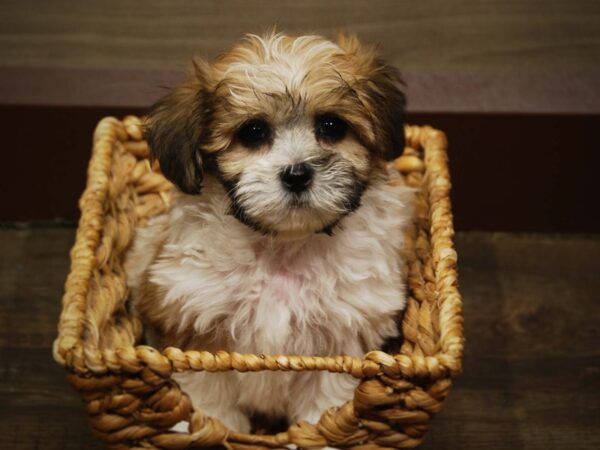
[337,33,406,161]
[364,63,406,160]
[144,62,210,195]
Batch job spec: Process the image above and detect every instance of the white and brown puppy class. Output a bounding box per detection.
[126,32,413,433]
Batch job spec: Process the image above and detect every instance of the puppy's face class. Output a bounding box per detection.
[146,33,405,237]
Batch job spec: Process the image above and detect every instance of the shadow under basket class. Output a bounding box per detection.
[53,116,464,449]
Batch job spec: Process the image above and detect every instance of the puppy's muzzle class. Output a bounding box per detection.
[279,163,314,193]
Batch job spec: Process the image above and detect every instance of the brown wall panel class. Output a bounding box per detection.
[1,1,599,114]
[0,106,142,224]
[2,0,598,73]
[407,113,600,233]
[1,105,598,232]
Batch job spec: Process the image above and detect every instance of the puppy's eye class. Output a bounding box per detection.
[237,119,271,147]
[315,115,347,143]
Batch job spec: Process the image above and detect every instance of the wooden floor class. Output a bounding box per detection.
[0,228,598,449]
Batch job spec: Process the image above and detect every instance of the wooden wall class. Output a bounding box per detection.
[1,0,599,231]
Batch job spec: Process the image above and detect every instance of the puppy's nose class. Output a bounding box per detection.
[279,163,314,193]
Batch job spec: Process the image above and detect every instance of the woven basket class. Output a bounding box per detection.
[53,116,464,449]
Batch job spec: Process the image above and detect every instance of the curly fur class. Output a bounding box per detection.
[126,31,412,434]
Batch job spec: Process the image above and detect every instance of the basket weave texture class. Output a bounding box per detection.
[53,116,464,449]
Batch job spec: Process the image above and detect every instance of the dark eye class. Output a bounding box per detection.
[237,119,271,147]
[315,115,348,143]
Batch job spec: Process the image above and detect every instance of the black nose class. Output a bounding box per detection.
[279,163,314,193]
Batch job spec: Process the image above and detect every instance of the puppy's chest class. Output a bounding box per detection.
[254,251,320,304]
[223,244,342,322]
[175,236,399,354]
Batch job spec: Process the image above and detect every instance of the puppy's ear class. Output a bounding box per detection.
[144,61,210,194]
[338,33,406,161]
[364,64,406,160]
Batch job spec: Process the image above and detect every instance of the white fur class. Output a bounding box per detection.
[126,170,412,433]
[232,120,366,235]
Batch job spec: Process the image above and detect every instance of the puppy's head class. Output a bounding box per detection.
[146,32,405,237]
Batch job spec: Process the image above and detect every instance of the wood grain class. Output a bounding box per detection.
[1,67,598,113]
[0,0,599,112]
[2,0,599,71]
[0,229,598,449]
[0,228,103,449]
[423,233,600,450]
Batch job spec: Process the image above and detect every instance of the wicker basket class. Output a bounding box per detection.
[53,116,464,449]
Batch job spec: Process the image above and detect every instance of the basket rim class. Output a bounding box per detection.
[53,116,464,381]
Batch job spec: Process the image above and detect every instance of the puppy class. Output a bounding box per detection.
[126,32,413,434]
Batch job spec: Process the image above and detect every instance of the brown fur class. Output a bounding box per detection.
[144,32,405,195]
[137,274,231,352]
[126,33,413,433]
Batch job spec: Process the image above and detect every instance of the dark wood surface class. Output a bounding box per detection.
[1,0,599,112]
[0,228,598,449]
